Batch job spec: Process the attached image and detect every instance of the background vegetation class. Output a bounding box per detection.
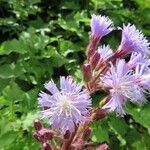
[0,0,150,149]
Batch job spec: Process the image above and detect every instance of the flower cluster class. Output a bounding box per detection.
[88,14,150,116]
[34,14,149,150]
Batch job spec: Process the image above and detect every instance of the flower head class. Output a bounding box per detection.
[118,24,149,56]
[91,14,114,39]
[38,76,91,134]
[98,45,113,61]
[134,64,150,93]
[128,52,150,69]
[101,59,142,116]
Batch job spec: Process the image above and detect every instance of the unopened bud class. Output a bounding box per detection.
[90,52,100,70]
[42,142,52,150]
[33,132,41,142]
[39,128,54,141]
[96,143,109,150]
[82,127,92,141]
[34,119,42,131]
[93,109,107,121]
[82,63,92,82]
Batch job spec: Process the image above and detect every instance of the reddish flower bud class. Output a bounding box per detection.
[34,119,42,131]
[93,109,107,121]
[82,127,92,141]
[39,128,54,141]
[90,52,100,70]
[95,143,109,150]
[33,132,41,142]
[42,142,52,150]
[82,64,92,83]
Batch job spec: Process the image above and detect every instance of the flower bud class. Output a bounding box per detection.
[39,128,54,141]
[82,127,92,141]
[82,64,92,83]
[95,143,109,150]
[92,109,107,121]
[34,119,42,131]
[33,132,41,142]
[42,142,52,150]
[90,52,100,70]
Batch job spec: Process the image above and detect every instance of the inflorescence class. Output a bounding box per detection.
[33,14,150,150]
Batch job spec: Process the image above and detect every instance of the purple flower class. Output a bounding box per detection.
[128,52,150,69]
[118,24,149,56]
[38,76,91,134]
[91,14,114,39]
[133,65,150,98]
[103,93,126,116]
[98,45,113,61]
[135,65,150,89]
[101,59,142,116]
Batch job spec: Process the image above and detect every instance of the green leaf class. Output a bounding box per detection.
[3,82,24,101]
[126,103,150,132]
[0,78,10,92]
[61,1,80,10]
[21,112,38,130]
[0,131,18,149]
[0,63,25,79]
[108,115,128,146]
[91,119,109,143]
[0,39,26,55]
[59,40,80,56]
[0,64,15,78]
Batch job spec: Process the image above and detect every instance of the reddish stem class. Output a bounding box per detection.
[60,128,77,150]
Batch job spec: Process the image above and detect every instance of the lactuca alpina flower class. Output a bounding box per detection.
[128,53,150,69]
[38,76,91,134]
[101,59,141,116]
[117,24,149,56]
[133,65,150,102]
[98,45,113,62]
[128,52,150,69]
[91,14,114,39]
[135,65,150,90]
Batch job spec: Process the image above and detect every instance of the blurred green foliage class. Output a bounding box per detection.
[0,0,150,149]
